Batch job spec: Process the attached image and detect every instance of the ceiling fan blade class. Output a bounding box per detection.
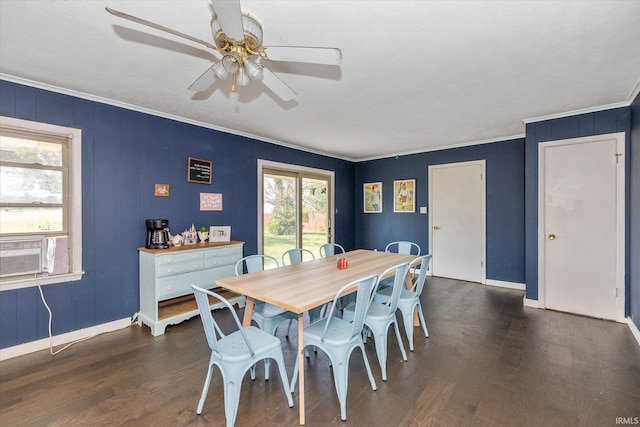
[260,67,297,101]
[189,65,216,92]
[260,46,342,65]
[210,0,245,44]
[105,7,218,50]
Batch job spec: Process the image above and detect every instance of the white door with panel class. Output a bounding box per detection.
[539,133,625,321]
[429,160,486,283]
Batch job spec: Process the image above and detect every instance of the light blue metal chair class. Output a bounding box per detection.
[374,254,432,351]
[281,248,323,337]
[342,262,410,381]
[385,241,421,256]
[319,242,345,258]
[191,285,293,427]
[281,247,315,265]
[379,241,421,289]
[235,255,297,379]
[290,274,379,421]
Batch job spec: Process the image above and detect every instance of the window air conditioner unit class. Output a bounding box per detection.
[0,235,46,278]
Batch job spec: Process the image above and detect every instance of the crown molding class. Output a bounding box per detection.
[523,101,630,125]
[627,77,640,105]
[0,74,355,162]
[355,133,526,162]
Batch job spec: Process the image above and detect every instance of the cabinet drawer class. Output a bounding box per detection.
[157,260,205,277]
[205,253,241,268]
[156,251,205,267]
[157,264,236,300]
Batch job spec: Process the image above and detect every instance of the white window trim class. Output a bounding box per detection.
[0,116,83,291]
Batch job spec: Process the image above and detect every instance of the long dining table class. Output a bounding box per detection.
[215,249,420,425]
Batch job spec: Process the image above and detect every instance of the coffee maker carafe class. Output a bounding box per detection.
[146,219,170,249]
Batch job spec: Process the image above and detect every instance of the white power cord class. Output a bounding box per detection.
[36,275,95,355]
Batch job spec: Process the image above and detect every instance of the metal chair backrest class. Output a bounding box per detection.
[235,254,279,275]
[282,248,315,265]
[377,262,410,315]
[409,254,432,297]
[385,241,421,256]
[320,274,378,342]
[191,285,255,358]
[319,243,345,258]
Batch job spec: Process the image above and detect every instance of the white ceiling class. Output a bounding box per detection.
[1,1,639,161]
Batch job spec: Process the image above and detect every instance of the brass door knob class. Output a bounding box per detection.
[548,234,556,240]
[433,226,440,230]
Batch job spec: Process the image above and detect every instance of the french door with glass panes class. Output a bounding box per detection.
[258,160,334,263]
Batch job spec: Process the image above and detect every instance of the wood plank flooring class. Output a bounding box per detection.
[2,277,639,426]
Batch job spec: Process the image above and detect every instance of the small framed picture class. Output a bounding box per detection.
[154,184,169,197]
[209,226,231,243]
[363,182,382,213]
[394,179,415,212]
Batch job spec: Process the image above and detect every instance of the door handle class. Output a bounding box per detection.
[548,234,556,240]
[433,226,440,230]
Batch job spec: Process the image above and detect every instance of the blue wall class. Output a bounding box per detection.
[630,93,640,329]
[353,139,526,284]
[523,107,632,312]
[0,80,355,348]
[2,79,638,349]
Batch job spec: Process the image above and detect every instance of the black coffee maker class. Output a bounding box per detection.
[145,219,170,249]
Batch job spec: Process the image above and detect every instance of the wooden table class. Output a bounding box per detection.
[215,249,419,425]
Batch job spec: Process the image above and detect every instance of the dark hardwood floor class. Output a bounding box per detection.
[2,277,639,426]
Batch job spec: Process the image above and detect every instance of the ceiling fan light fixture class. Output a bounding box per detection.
[243,59,263,80]
[236,66,251,87]
[221,54,240,74]
[211,60,229,79]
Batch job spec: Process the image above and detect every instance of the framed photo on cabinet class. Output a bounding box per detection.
[209,226,231,242]
[363,182,382,213]
[394,179,415,212]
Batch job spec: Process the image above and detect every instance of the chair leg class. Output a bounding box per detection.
[271,352,294,407]
[285,319,293,338]
[359,342,377,391]
[329,356,349,421]
[223,373,243,427]
[290,351,300,393]
[197,360,215,414]
[372,326,389,381]
[264,358,271,381]
[402,307,415,351]
[416,302,429,338]
[392,320,408,361]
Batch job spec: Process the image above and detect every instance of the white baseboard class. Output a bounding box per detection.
[0,317,131,361]
[485,279,525,291]
[626,318,640,348]
[523,297,540,308]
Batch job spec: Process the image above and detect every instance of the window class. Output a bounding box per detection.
[0,116,82,290]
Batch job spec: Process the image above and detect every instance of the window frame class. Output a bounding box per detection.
[0,116,83,290]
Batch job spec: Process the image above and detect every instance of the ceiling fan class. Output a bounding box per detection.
[105,1,342,101]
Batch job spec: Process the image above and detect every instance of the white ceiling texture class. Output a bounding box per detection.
[1,1,639,161]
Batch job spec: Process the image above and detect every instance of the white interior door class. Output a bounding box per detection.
[429,161,485,283]
[539,133,625,321]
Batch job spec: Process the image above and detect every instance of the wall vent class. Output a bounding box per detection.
[0,235,46,278]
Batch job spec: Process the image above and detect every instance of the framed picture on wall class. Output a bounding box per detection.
[363,182,382,213]
[394,179,415,212]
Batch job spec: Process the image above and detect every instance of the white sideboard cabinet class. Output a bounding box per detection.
[138,241,245,336]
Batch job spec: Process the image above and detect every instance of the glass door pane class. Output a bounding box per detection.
[302,177,329,257]
[263,172,297,262]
